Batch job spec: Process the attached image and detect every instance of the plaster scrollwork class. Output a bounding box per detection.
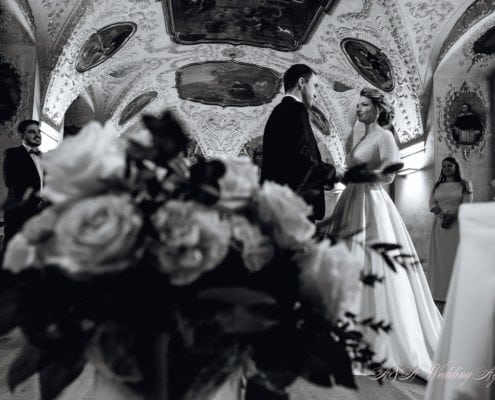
[319,18,423,145]
[436,81,488,162]
[105,67,167,122]
[374,0,421,92]
[42,0,163,127]
[41,0,74,41]
[177,102,270,157]
[337,0,373,23]
[461,14,495,70]
[405,1,454,65]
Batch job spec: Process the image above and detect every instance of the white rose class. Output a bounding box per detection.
[216,156,259,209]
[43,195,142,275]
[296,240,360,321]
[152,201,231,285]
[43,121,126,203]
[3,233,37,273]
[230,215,274,272]
[256,181,315,250]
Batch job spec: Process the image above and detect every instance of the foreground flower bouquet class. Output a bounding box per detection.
[0,112,385,400]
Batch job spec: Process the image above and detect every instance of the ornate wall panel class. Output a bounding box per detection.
[436,81,488,161]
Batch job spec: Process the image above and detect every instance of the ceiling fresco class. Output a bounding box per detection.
[119,91,158,125]
[0,0,491,157]
[176,61,281,107]
[76,22,137,72]
[340,38,394,92]
[163,0,336,51]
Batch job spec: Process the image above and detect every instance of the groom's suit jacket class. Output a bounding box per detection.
[2,145,42,244]
[260,96,335,220]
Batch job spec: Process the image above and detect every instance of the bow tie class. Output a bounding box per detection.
[29,149,41,156]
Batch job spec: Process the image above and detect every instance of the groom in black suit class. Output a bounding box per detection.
[2,119,43,248]
[260,64,335,221]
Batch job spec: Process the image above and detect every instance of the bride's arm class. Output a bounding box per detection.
[377,132,401,184]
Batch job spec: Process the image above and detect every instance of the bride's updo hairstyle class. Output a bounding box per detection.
[360,87,392,125]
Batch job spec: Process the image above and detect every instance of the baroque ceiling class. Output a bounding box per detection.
[0,0,494,159]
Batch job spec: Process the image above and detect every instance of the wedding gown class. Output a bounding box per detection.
[328,122,442,379]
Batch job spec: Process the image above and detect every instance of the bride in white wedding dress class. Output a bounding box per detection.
[327,88,442,379]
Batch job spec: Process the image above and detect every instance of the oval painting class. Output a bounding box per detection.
[119,91,158,125]
[76,22,137,72]
[341,38,394,92]
[0,61,21,124]
[176,61,281,107]
[473,25,495,55]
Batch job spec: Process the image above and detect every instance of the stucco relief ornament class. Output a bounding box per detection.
[436,82,488,161]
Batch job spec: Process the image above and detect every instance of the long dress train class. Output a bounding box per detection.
[328,122,442,379]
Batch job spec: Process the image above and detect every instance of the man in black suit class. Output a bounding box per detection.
[260,64,336,221]
[2,119,43,248]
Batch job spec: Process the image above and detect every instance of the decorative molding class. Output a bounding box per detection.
[436,81,488,161]
[177,102,270,157]
[437,0,495,63]
[461,13,495,70]
[405,1,454,65]
[337,0,373,23]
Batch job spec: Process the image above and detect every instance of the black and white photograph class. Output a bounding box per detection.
[0,2,494,400]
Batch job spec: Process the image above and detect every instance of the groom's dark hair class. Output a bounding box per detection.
[283,64,316,92]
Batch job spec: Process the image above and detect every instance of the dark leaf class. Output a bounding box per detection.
[393,254,421,269]
[189,159,226,205]
[382,163,404,175]
[170,338,248,400]
[8,343,48,391]
[245,374,289,400]
[198,287,276,307]
[301,333,356,389]
[0,287,20,335]
[92,322,142,381]
[39,350,85,400]
[212,307,278,335]
[369,243,402,251]
[382,255,397,272]
[360,274,384,287]
[142,111,189,165]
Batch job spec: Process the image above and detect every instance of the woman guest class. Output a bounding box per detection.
[327,88,442,379]
[428,157,473,302]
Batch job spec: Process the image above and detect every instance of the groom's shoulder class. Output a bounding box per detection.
[272,98,305,115]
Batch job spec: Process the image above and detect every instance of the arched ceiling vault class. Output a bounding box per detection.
[1,0,493,156]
